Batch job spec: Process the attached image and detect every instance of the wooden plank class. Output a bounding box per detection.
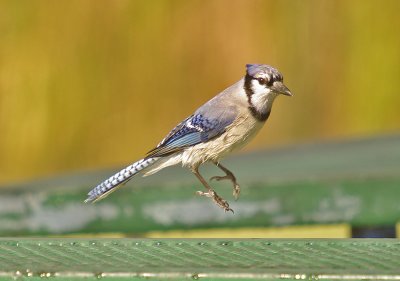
[0,135,399,236]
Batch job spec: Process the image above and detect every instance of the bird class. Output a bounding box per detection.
[85,64,292,213]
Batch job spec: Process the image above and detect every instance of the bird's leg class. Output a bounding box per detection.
[191,167,233,213]
[210,161,240,200]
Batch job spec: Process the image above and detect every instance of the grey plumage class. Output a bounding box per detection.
[85,64,292,212]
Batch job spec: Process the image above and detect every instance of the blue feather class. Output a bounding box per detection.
[146,114,234,157]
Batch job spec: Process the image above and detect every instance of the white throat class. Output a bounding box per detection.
[250,80,277,115]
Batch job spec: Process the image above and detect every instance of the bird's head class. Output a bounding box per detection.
[243,64,292,121]
[245,64,292,97]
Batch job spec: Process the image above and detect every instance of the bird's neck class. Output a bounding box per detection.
[248,95,275,122]
[243,76,276,122]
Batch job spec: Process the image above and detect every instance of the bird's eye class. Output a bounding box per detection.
[257,78,266,84]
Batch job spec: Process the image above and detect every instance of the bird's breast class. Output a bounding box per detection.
[181,114,264,168]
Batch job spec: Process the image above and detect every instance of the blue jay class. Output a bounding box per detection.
[85,64,292,212]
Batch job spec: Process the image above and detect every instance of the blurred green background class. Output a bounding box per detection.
[1,0,399,185]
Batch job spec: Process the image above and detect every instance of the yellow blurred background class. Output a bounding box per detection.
[1,0,399,184]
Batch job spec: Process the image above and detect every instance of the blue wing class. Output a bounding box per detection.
[146,114,234,158]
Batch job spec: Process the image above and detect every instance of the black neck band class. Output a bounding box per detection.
[244,74,270,122]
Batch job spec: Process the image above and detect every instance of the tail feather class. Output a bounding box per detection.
[85,157,159,203]
[142,154,182,177]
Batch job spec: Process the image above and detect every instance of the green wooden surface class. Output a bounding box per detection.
[0,238,400,280]
[0,135,399,236]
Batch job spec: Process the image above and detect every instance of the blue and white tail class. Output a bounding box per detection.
[85,157,159,203]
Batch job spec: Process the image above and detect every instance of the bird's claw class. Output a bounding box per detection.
[210,175,241,200]
[232,184,240,201]
[196,190,234,213]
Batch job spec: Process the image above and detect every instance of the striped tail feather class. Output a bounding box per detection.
[85,157,159,203]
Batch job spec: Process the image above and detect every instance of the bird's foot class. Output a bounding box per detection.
[210,175,241,200]
[196,190,234,213]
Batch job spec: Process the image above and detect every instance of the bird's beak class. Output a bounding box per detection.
[272,81,293,96]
